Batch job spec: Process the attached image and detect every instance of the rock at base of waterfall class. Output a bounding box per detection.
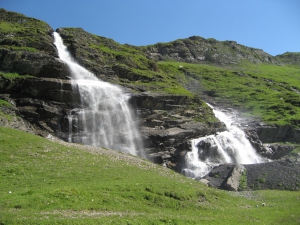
[201,164,234,188]
[199,178,210,186]
[201,164,245,191]
[223,164,245,191]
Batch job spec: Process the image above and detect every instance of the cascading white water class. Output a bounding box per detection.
[183,103,263,179]
[53,32,143,156]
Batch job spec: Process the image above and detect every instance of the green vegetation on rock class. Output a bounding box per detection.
[0,8,54,54]
[0,99,13,107]
[238,169,248,191]
[0,71,34,80]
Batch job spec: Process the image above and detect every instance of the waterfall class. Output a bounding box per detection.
[183,103,263,179]
[53,32,143,156]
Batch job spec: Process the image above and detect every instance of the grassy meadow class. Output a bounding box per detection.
[1,126,300,224]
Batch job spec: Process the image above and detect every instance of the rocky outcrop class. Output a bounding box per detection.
[0,10,68,78]
[0,96,35,133]
[245,125,299,159]
[275,52,300,65]
[261,144,295,160]
[0,49,70,78]
[143,36,281,65]
[0,76,76,136]
[0,8,56,55]
[256,125,300,143]
[0,75,225,171]
[129,93,226,171]
[55,28,158,83]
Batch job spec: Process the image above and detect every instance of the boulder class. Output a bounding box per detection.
[202,164,235,188]
[223,164,245,191]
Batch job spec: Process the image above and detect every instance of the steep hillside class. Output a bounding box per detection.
[1,8,300,166]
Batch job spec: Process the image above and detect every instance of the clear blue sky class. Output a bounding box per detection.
[1,0,299,56]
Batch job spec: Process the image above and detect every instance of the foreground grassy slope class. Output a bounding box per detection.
[1,127,300,224]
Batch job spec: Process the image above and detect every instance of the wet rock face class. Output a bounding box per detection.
[261,144,295,160]
[256,125,300,143]
[132,97,226,171]
[0,77,75,136]
[244,125,299,160]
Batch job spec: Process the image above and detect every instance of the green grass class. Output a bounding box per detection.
[289,146,300,158]
[0,99,13,107]
[0,10,52,53]
[1,126,300,224]
[0,100,14,121]
[0,45,38,52]
[157,61,300,127]
[238,170,248,191]
[0,71,34,80]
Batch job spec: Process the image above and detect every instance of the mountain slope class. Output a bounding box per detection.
[0,9,300,160]
[55,26,300,128]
